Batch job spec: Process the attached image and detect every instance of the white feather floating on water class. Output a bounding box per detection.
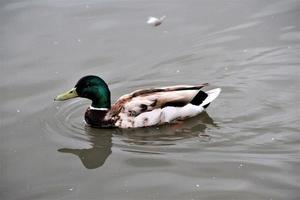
[147,15,166,26]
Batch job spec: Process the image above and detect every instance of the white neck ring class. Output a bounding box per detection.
[89,106,109,111]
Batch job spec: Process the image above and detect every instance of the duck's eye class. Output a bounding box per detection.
[69,90,73,94]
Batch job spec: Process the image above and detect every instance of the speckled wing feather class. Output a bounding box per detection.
[106,84,208,119]
[115,88,221,128]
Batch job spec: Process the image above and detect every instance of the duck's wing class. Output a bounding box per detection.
[107,84,208,118]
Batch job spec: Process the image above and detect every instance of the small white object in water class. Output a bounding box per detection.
[243,49,248,53]
[68,187,74,191]
[176,69,180,73]
[17,109,20,113]
[196,184,200,188]
[147,15,166,27]
[77,38,81,43]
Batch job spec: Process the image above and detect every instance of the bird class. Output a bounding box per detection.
[54,75,221,128]
[147,15,166,27]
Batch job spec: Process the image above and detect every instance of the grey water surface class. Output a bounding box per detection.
[1,0,300,200]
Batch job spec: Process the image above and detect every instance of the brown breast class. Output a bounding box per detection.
[84,108,115,128]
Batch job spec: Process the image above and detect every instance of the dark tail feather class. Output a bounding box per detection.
[203,103,210,108]
[190,91,208,106]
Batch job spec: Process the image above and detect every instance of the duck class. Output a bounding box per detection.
[54,75,221,128]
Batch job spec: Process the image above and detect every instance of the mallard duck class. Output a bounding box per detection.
[54,75,221,128]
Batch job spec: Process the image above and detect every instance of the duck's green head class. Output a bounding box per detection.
[55,75,111,109]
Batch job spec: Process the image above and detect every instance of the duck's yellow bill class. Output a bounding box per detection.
[54,88,78,101]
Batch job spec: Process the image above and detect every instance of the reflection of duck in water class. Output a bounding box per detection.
[58,128,112,169]
[57,112,216,169]
[117,111,218,145]
[55,76,221,128]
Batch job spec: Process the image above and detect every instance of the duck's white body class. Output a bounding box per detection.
[113,88,221,128]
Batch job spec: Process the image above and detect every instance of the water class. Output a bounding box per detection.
[1,0,299,199]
